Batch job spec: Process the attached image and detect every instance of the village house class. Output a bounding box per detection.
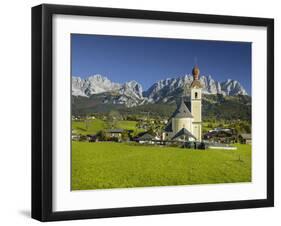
[239,133,252,144]
[203,129,236,143]
[138,133,155,144]
[105,129,124,139]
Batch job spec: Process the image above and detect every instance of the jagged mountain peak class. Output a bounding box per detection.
[124,80,140,87]
[72,74,121,96]
[221,79,248,96]
[120,80,143,100]
[88,74,110,81]
[72,74,248,107]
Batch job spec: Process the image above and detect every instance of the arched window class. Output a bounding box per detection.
[195,92,198,99]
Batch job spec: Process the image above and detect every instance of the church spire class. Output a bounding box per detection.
[192,65,200,80]
[190,64,203,88]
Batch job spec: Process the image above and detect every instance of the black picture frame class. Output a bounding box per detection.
[32,4,274,222]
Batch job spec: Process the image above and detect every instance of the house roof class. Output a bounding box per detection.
[164,121,172,132]
[171,99,193,118]
[171,128,196,140]
[139,133,154,140]
[240,133,251,139]
[105,129,124,133]
[204,130,232,138]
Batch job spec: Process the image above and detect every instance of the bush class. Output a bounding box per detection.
[121,131,130,142]
[79,135,88,142]
[107,137,119,142]
[96,130,107,141]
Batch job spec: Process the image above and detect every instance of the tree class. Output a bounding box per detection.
[121,131,130,142]
[85,117,90,130]
[96,130,107,141]
[108,110,121,129]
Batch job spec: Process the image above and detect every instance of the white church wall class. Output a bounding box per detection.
[192,123,202,141]
[191,85,202,141]
[191,87,202,123]
[172,118,193,134]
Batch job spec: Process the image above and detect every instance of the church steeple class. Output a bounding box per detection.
[190,65,203,88]
[190,64,202,141]
[192,65,200,80]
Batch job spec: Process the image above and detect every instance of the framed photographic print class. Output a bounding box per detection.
[32,4,274,221]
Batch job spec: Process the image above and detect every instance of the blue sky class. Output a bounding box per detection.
[71,34,252,94]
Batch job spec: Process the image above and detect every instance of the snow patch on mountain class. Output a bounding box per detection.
[221,79,248,96]
[72,74,248,107]
[72,74,121,96]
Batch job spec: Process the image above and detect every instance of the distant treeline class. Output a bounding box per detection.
[72,94,251,122]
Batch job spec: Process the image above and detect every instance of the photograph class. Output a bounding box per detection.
[71,34,252,191]
[29,2,274,222]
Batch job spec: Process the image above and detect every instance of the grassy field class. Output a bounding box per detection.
[72,119,107,134]
[72,119,143,135]
[72,142,251,190]
[116,120,138,130]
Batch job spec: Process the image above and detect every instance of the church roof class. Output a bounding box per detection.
[139,133,154,141]
[164,121,172,132]
[171,99,193,118]
[171,128,197,140]
[240,133,251,139]
[190,80,203,88]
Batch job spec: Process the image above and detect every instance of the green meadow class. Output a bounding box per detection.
[72,119,144,134]
[72,119,107,134]
[116,120,138,130]
[71,142,251,190]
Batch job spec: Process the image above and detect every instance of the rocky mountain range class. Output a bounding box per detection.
[72,74,248,107]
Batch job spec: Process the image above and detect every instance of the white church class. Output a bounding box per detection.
[162,65,203,142]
